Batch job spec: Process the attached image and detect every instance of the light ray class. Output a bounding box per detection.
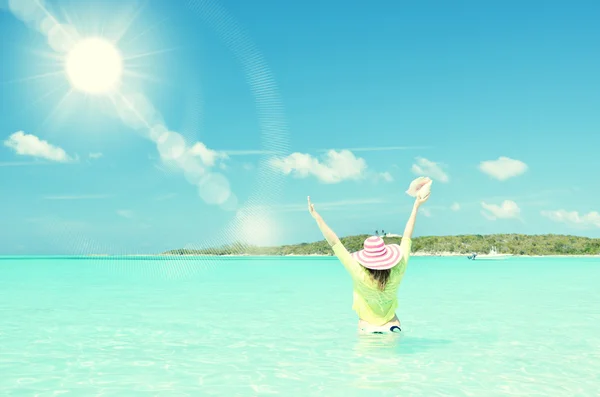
[22,48,64,62]
[40,88,75,127]
[59,6,76,27]
[33,0,77,43]
[123,47,181,62]
[123,69,163,84]
[110,1,150,45]
[123,63,165,71]
[119,15,170,47]
[0,70,65,86]
[20,82,69,114]
[113,92,152,129]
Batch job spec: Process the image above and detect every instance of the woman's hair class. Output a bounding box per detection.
[365,268,391,291]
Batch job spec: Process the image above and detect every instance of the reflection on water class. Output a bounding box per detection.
[1,257,599,396]
[355,333,453,356]
[346,334,453,393]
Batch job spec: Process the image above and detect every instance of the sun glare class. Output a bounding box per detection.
[65,38,123,95]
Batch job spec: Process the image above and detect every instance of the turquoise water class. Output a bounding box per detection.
[1,256,599,396]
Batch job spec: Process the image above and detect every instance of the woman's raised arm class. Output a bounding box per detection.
[308,196,340,247]
[403,193,430,240]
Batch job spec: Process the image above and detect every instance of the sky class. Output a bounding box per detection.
[0,0,599,255]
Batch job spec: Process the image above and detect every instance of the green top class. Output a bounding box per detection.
[332,238,412,325]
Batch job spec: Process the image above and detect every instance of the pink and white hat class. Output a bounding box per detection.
[351,236,403,270]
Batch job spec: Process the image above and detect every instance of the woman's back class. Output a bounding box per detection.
[306,180,430,331]
[332,238,412,326]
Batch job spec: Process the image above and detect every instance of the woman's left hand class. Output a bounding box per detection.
[307,196,320,219]
[415,192,430,206]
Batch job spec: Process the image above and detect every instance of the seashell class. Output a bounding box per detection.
[406,176,432,197]
[417,179,432,199]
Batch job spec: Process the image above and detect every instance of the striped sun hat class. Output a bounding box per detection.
[351,236,403,270]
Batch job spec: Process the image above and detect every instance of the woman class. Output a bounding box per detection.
[307,191,429,334]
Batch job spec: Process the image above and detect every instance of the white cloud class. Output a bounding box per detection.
[479,157,528,181]
[4,131,73,162]
[106,92,234,207]
[222,150,274,156]
[420,208,432,217]
[189,142,229,167]
[379,172,394,182]
[411,157,449,183]
[272,198,388,213]
[44,194,112,200]
[271,150,367,183]
[89,152,103,159]
[450,202,461,211]
[481,200,521,220]
[541,209,600,229]
[116,209,134,219]
[0,49,233,209]
[5,0,286,212]
[221,146,429,157]
[319,146,430,153]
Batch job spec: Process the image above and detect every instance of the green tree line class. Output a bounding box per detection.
[163,234,600,256]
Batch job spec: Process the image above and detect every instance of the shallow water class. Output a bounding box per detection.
[0,256,599,396]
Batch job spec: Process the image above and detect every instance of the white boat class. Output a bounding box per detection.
[467,246,512,260]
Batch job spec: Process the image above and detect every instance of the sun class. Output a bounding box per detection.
[65,37,123,95]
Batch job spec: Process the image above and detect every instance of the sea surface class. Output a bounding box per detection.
[0,256,599,396]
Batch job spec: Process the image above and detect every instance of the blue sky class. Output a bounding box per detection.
[1,0,599,255]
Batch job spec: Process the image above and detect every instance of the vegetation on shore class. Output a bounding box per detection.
[163,234,600,256]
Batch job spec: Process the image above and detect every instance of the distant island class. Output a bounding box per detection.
[163,234,600,257]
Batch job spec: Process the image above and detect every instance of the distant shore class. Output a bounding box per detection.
[6,234,598,258]
[153,252,600,258]
[161,233,600,257]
